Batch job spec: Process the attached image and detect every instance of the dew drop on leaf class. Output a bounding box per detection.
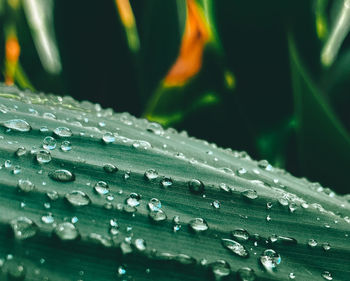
[160,177,173,188]
[36,149,52,164]
[103,163,118,173]
[144,169,159,181]
[54,222,79,241]
[15,147,27,157]
[49,169,75,182]
[236,267,256,281]
[102,132,115,144]
[241,189,258,200]
[93,181,109,195]
[149,209,167,223]
[65,190,91,206]
[322,271,333,280]
[53,127,72,137]
[148,198,161,211]
[209,260,231,280]
[3,119,31,132]
[221,238,249,258]
[260,249,281,272]
[60,140,72,152]
[188,218,208,232]
[17,179,35,192]
[232,229,250,241]
[43,136,56,150]
[188,179,204,194]
[10,217,38,240]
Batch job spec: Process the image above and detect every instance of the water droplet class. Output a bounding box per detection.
[41,214,54,224]
[232,229,250,241]
[219,183,231,192]
[93,181,109,195]
[65,190,91,206]
[60,140,72,152]
[43,136,56,150]
[88,233,113,247]
[289,203,298,213]
[322,242,331,251]
[103,163,118,173]
[211,200,221,209]
[188,179,204,194]
[289,272,296,279]
[260,249,281,272]
[148,198,162,211]
[117,265,126,277]
[222,238,249,258]
[147,122,164,135]
[12,165,21,174]
[54,127,72,137]
[17,179,35,192]
[322,271,333,280]
[36,149,52,164]
[49,169,75,182]
[43,112,56,119]
[54,222,79,241]
[144,169,158,181]
[4,159,12,168]
[3,119,31,132]
[241,189,258,200]
[149,209,167,223]
[188,218,208,232]
[134,238,147,251]
[15,147,27,157]
[132,140,151,149]
[266,202,273,209]
[278,197,289,206]
[102,132,115,144]
[308,239,318,248]
[126,193,141,207]
[46,190,59,201]
[258,160,273,171]
[39,126,49,133]
[10,217,38,240]
[236,267,256,281]
[209,260,231,280]
[160,177,173,188]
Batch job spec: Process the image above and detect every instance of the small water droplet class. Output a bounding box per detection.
[222,238,249,258]
[236,267,256,281]
[188,218,208,232]
[17,179,35,192]
[209,260,231,280]
[211,200,221,209]
[241,189,258,200]
[54,222,79,241]
[5,160,12,168]
[289,272,296,279]
[148,198,162,211]
[160,177,173,188]
[147,122,164,135]
[15,147,27,157]
[308,239,318,248]
[126,193,141,207]
[103,163,118,173]
[322,271,333,280]
[232,229,250,241]
[260,249,281,272]
[144,169,158,181]
[11,165,21,174]
[10,217,38,240]
[60,140,72,152]
[117,265,127,277]
[46,190,59,201]
[65,190,91,206]
[188,179,204,194]
[266,202,273,209]
[49,169,75,182]
[3,119,31,132]
[54,127,72,137]
[322,242,331,251]
[134,238,147,251]
[41,214,54,224]
[36,149,52,164]
[102,132,115,144]
[93,181,109,195]
[43,136,56,150]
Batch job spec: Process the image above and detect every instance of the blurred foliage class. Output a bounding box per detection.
[0,0,349,194]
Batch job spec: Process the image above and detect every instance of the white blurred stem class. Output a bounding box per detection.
[321,0,350,67]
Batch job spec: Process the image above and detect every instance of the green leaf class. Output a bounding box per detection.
[0,84,349,280]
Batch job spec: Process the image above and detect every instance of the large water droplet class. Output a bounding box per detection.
[232,229,250,241]
[241,189,258,200]
[10,217,38,240]
[260,249,281,272]
[49,169,75,182]
[222,238,249,258]
[188,179,204,194]
[126,193,141,207]
[236,267,256,281]
[134,238,147,251]
[188,218,208,232]
[17,179,35,192]
[144,169,159,181]
[308,239,318,248]
[60,140,72,152]
[3,119,31,132]
[65,190,91,206]
[160,177,173,188]
[43,136,56,150]
[147,122,164,135]
[54,127,72,137]
[54,222,79,241]
[36,149,52,164]
[103,163,118,173]
[93,181,109,195]
[15,147,27,157]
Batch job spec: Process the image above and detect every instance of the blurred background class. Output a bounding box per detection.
[0,0,349,194]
